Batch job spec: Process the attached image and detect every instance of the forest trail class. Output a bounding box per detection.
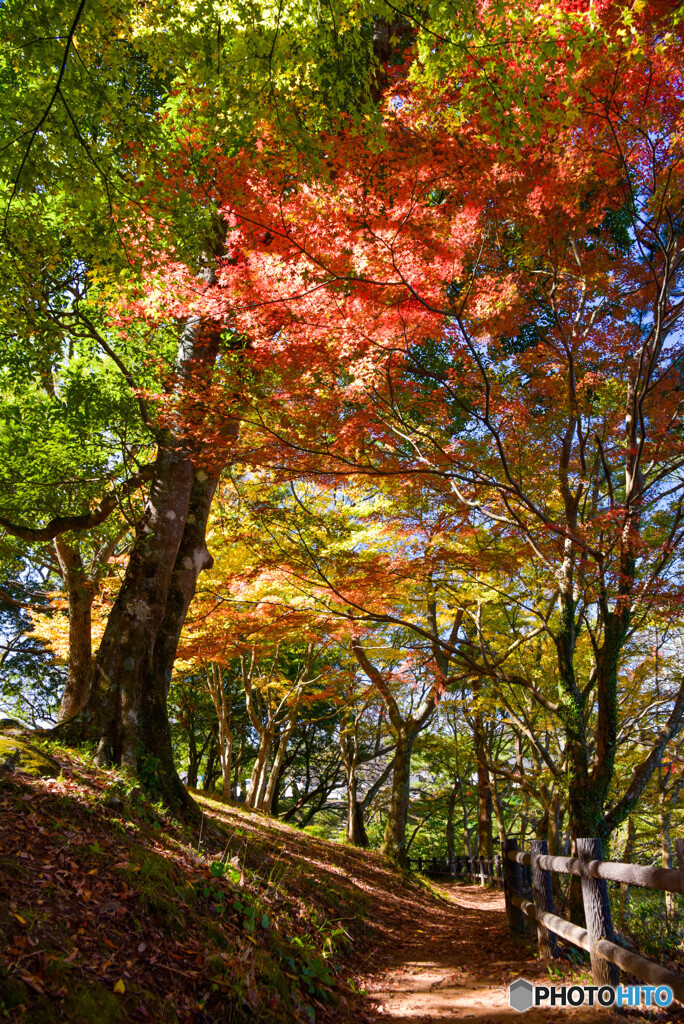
[0,744,676,1024]
[361,882,622,1023]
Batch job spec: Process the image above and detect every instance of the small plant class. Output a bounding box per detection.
[209,860,241,885]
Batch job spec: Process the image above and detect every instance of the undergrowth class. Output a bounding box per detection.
[0,739,379,1024]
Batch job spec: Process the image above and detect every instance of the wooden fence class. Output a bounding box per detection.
[409,839,684,1002]
[406,853,504,886]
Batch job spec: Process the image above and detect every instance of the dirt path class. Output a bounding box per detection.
[360,882,622,1023]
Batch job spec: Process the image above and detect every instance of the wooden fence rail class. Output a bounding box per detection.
[408,838,684,1002]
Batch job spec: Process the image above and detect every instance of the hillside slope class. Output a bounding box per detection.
[3,732,678,1024]
[0,731,438,1024]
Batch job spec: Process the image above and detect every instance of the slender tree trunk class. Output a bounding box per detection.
[203,740,220,791]
[659,782,674,920]
[346,771,359,844]
[233,730,246,797]
[55,538,94,722]
[458,776,471,858]
[340,727,363,845]
[256,750,271,808]
[263,717,295,813]
[618,815,635,930]
[446,779,458,868]
[356,758,393,847]
[473,712,493,859]
[220,731,233,800]
[186,729,199,789]
[246,730,273,808]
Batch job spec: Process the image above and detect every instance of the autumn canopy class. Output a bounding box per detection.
[1,0,684,878]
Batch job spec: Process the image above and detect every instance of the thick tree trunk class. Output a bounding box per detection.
[83,444,195,768]
[137,468,221,812]
[382,727,415,868]
[55,538,94,722]
[54,228,229,816]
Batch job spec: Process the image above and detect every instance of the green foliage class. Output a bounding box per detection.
[622,890,684,961]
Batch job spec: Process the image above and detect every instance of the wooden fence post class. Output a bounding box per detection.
[503,838,526,936]
[530,839,557,960]
[479,856,486,886]
[577,838,619,987]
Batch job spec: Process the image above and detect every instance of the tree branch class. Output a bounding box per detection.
[0,463,155,542]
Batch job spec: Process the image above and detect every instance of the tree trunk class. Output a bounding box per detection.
[82,444,195,766]
[490,776,507,847]
[346,770,359,844]
[246,729,273,808]
[458,775,472,858]
[54,229,228,816]
[353,801,369,847]
[202,739,221,791]
[354,757,393,848]
[446,779,458,869]
[55,538,94,722]
[140,466,222,812]
[618,815,635,930]
[340,727,364,845]
[220,730,233,800]
[659,782,674,920]
[473,712,493,859]
[382,727,415,868]
[262,717,295,813]
[186,723,199,789]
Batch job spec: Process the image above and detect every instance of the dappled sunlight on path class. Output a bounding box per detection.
[362,882,622,1023]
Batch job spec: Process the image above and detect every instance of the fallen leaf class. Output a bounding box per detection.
[113,979,126,994]
[12,913,28,925]
[18,971,44,994]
